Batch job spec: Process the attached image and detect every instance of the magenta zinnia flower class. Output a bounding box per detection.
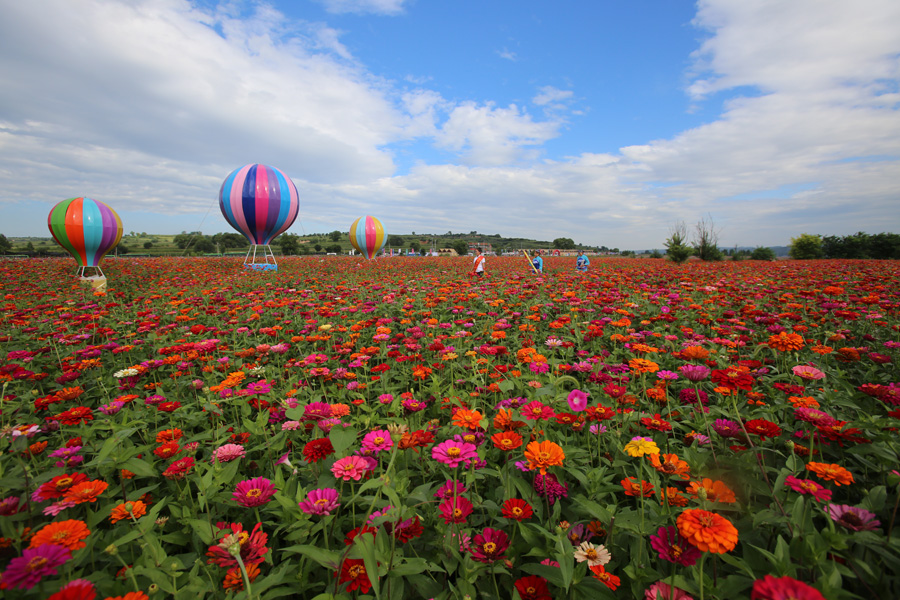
[431,440,478,467]
[438,495,473,524]
[783,476,832,502]
[361,429,393,454]
[434,479,467,499]
[233,477,276,507]
[751,575,826,600]
[649,526,702,566]
[1,544,72,590]
[302,402,333,421]
[678,364,710,382]
[469,527,510,563]
[212,444,246,463]
[331,455,369,481]
[521,400,556,421]
[791,365,825,381]
[824,504,881,531]
[646,581,694,600]
[298,488,340,516]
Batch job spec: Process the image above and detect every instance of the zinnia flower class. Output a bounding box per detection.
[331,455,370,481]
[29,519,90,551]
[501,498,534,521]
[791,365,825,381]
[336,558,372,594]
[649,525,702,566]
[163,457,195,480]
[438,495,473,524]
[523,440,565,474]
[783,476,832,502]
[212,444,246,463]
[361,429,393,454]
[1,544,72,590]
[676,509,739,554]
[302,438,334,463]
[298,488,341,516]
[589,565,621,590]
[491,431,523,451]
[806,462,854,486]
[109,500,148,524]
[233,477,276,508]
[47,578,97,600]
[469,527,510,563]
[63,480,108,504]
[824,504,881,531]
[431,440,478,467]
[573,541,610,566]
[646,581,694,600]
[751,575,826,600]
[623,436,659,457]
[206,522,269,568]
[515,575,552,600]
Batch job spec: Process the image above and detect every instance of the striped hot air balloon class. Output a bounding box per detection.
[349,216,387,260]
[219,164,300,245]
[47,197,123,272]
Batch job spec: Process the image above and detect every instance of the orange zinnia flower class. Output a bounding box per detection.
[676,509,739,553]
[491,431,523,452]
[110,500,148,524]
[64,480,109,504]
[621,477,655,497]
[648,453,691,480]
[523,440,565,474]
[452,408,483,430]
[806,462,854,486]
[767,332,804,352]
[29,519,90,551]
[493,408,526,432]
[659,487,689,507]
[628,358,659,374]
[687,478,737,503]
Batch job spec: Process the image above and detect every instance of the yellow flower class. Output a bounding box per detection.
[623,436,660,457]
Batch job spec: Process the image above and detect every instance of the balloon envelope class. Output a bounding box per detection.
[47,197,123,267]
[349,215,387,259]
[219,164,300,245]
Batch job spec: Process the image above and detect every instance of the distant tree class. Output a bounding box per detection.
[314,243,323,252]
[750,246,776,261]
[26,242,35,253]
[868,232,900,259]
[115,242,130,255]
[664,221,692,263]
[143,241,153,249]
[213,233,247,249]
[173,232,203,250]
[280,234,300,256]
[325,244,342,254]
[552,237,576,250]
[450,240,469,256]
[0,234,11,254]
[789,233,824,259]
[328,230,342,242]
[649,249,663,259]
[693,215,723,261]
[193,237,215,253]
[409,241,421,253]
[620,250,635,257]
[388,235,405,247]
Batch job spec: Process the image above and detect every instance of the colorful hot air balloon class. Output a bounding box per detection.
[47,197,123,277]
[219,164,300,271]
[219,164,300,245]
[349,215,387,260]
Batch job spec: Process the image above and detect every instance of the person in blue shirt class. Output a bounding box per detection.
[532,251,543,273]
[576,252,590,272]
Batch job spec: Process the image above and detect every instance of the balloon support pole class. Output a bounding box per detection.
[243,245,278,272]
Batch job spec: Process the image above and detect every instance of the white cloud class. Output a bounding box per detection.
[497,48,517,61]
[314,0,407,16]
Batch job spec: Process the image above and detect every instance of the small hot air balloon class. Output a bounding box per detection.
[349,215,387,260]
[47,197,123,279]
[219,164,300,271]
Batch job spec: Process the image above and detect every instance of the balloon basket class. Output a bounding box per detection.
[243,245,278,272]
[76,268,107,293]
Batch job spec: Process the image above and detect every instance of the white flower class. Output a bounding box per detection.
[113,368,139,378]
[573,541,610,566]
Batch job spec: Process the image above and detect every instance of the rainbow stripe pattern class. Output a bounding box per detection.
[47,197,123,267]
[219,164,300,245]
[349,215,387,259]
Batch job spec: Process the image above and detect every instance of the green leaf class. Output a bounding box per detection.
[280,544,341,569]
[121,457,157,477]
[330,426,358,455]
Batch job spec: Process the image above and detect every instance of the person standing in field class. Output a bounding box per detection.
[532,250,544,273]
[576,252,590,272]
[472,247,485,277]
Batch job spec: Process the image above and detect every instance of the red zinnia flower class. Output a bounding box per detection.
[501,498,534,521]
[53,406,94,426]
[163,457,195,480]
[438,495,473,524]
[751,575,825,600]
[153,441,181,459]
[336,559,372,593]
[302,438,335,463]
[515,575,552,600]
[469,527,510,563]
[589,565,621,590]
[206,522,269,568]
[47,578,96,600]
[491,431,523,452]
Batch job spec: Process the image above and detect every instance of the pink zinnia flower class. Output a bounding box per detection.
[302,402,332,421]
[783,476,832,502]
[567,389,589,412]
[649,525,702,566]
[469,527,510,563]
[431,440,478,467]
[1,544,71,590]
[331,455,369,481]
[212,444,246,463]
[646,581,694,600]
[751,575,825,600]
[825,504,881,531]
[233,477,276,507]
[361,429,393,454]
[791,365,825,381]
[521,400,556,421]
[434,479,467,499]
[678,364,710,382]
[298,488,340,516]
[438,495,473,524]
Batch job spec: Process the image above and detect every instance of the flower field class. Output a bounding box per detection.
[1,255,899,600]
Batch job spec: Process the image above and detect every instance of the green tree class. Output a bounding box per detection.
[328,230,342,242]
[750,246,776,261]
[0,234,11,254]
[325,244,342,254]
[26,241,35,253]
[280,234,300,256]
[692,215,723,261]
[314,243,323,252]
[388,235,405,247]
[450,240,469,256]
[409,241,421,254]
[664,221,692,263]
[789,233,824,259]
[552,237,576,250]
[143,241,153,249]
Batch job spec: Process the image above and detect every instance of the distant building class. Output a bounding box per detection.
[468,242,492,253]
[438,248,458,256]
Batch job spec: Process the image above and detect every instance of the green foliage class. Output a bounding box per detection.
[692,215,723,261]
[325,244,342,254]
[790,233,824,259]
[328,230,342,242]
[387,235,405,247]
[449,240,469,255]
[552,237,576,250]
[750,246,776,261]
[822,232,900,259]
[665,221,692,263]
[0,233,11,253]
[279,233,300,256]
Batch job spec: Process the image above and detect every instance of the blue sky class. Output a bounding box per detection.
[1,0,898,249]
